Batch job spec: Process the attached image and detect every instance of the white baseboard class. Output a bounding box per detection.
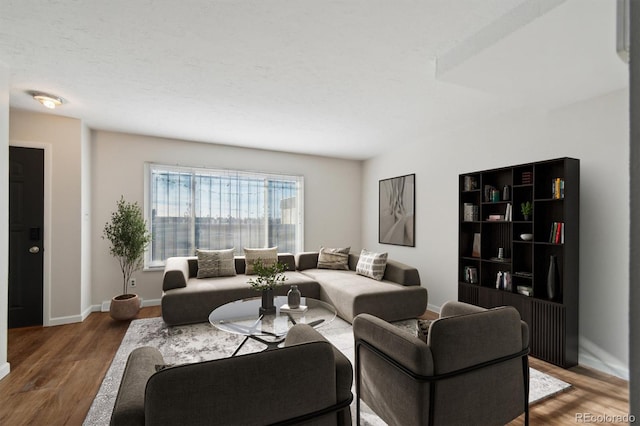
[430,303,629,380]
[427,303,441,314]
[48,313,86,326]
[579,352,629,380]
[0,362,10,381]
[142,298,161,307]
[81,305,93,321]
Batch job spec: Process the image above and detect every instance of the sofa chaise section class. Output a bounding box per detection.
[296,251,427,323]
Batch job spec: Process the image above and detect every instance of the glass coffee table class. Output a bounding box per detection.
[209,296,337,356]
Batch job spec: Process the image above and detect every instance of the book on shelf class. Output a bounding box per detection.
[487,214,504,221]
[496,271,512,291]
[464,266,478,284]
[549,222,565,244]
[463,176,478,191]
[552,178,565,199]
[463,203,478,221]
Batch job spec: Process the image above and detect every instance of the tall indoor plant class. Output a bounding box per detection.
[103,196,151,320]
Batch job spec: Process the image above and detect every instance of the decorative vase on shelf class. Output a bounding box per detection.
[547,255,559,301]
[287,285,301,309]
[260,288,276,315]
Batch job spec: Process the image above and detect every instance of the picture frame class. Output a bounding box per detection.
[379,173,415,246]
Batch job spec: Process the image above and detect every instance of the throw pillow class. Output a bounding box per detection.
[317,246,350,270]
[196,248,236,278]
[355,249,388,281]
[415,319,433,343]
[244,247,278,275]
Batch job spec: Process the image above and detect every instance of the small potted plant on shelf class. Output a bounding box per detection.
[521,201,532,221]
[248,259,288,315]
[103,196,151,320]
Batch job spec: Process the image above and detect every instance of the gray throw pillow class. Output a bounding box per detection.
[244,247,278,275]
[196,248,236,278]
[317,246,350,270]
[355,249,388,281]
[416,319,433,343]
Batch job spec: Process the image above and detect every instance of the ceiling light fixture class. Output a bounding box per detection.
[28,91,65,109]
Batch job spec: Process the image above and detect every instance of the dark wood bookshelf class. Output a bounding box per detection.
[458,158,579,368]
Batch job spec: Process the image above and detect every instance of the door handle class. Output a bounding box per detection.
[29,246,40,254]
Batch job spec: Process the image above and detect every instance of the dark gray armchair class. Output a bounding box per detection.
[110,324,353,426]
[353,301,529,426]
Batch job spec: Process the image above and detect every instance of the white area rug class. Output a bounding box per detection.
[84,316,571,425]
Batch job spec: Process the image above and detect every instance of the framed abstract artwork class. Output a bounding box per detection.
[379,173,415,246]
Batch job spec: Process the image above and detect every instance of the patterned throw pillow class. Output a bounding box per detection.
[355,249,388,281]
[244,247,278,275]
[415,319,433,343]
[317,246,350,270]
[196,248,236,278]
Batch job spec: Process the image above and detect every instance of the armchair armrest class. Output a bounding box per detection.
[110,347,164,426]
[285,324,353,419]
[162,257,190,291]
[439,300,486,318]
[353,313,433,376]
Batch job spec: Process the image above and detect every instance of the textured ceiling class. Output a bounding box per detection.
[0,0,628,160]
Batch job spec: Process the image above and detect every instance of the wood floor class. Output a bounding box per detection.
[0,307,629,426]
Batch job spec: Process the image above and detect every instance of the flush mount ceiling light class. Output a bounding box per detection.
[27,90,65,109]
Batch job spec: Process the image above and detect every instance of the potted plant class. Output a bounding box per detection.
[103,196,151,320]
[247,259,288,315]
[521,201,533,221]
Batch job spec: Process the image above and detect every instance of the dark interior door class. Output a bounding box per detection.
[9,146,44,328]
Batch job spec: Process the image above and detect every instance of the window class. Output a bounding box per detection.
[145,163,304,268]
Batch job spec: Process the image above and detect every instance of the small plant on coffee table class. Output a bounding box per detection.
[248,259,288,291]
[248,258,288,314]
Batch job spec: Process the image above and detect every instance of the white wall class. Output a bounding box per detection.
[9,109,87,325]
[0,63,10,380]
[90,131,362,305]
[362,89,629,378]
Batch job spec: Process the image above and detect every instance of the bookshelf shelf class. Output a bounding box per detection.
[458,157,579,368]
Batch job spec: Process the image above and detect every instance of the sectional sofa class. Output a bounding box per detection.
[161,251,427,326]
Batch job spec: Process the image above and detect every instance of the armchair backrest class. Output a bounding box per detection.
[427,306,529,425]
[145,341,341,425]
[353,307,529,426]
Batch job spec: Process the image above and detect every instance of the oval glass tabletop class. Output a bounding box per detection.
[209,296,337,338]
